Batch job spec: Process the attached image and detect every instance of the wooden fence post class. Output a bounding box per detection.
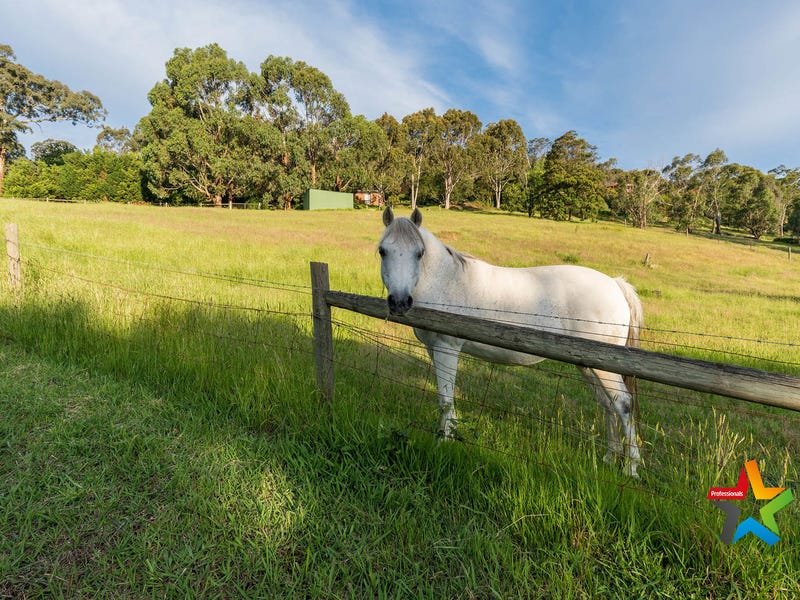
[310,261,334,403]
[5,223,21,291]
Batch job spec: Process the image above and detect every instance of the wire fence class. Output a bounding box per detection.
[17,239,800,359]
[328,318,800,516]
[332,317,800,451]
[3,233,798,515]
[326,322,780,508]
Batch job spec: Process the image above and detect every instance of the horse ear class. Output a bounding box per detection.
[410,208,423,227]
[382,206,394,227]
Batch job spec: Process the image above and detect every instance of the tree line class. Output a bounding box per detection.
[2,43,800,238]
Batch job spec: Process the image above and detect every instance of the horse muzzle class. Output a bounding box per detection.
[387,294,413,315]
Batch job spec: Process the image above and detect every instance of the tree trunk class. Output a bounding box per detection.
[410,163,422,210]
[310,162,317,187]
[213,194,222,207]
[713,212,722,235]
[443,173,454,209]
[495,182,502,210]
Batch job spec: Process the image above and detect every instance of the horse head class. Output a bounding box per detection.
[379,207,424,315]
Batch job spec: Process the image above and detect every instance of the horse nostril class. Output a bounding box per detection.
[387,294,413,315]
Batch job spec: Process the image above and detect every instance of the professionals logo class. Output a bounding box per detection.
[708,459,793,546]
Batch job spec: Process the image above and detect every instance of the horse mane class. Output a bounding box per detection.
[444,244,469,268]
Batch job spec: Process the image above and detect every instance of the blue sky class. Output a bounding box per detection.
[4,0,800,171]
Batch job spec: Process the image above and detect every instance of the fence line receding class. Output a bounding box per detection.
[310,262,800,413]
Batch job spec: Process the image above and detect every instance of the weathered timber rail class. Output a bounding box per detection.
[311,262,800,412]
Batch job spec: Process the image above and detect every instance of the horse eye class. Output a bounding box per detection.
[378,247,386,257]
[417,249,425,259]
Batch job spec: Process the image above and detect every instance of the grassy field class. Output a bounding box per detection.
[0,198,799,598]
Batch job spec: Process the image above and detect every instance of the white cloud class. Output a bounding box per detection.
[5,0,450,151]
[7,0,800,169]
[475,34,518,74]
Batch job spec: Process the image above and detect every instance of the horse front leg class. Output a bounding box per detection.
[582,368,639,477]
[581,368,621,464]
[599,370,641,478]
[430,346,460,439]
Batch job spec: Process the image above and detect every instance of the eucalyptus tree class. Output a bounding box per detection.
[136,44,279,206]
[373,112,409,203]
[614,168,664,228]
[525,137,551,216]
[537,130,605,220]
[31,138,78,165]
[720,163,760,223]
[527,137,552,165]
[662,153,702,233]
[432,109,482,209]
[0,44,105,193]
[696,148,729,234]
[322,114,388,192]
[401,107,439,209]
[476,119,527,209]
[258,55,350,191]
[721,164,778,239]
[96,126,133,153]
[245,56,306,208]
[740,176,779,239]
[769,165,800,237]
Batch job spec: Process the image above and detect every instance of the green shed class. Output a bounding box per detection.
[301,189,353,210]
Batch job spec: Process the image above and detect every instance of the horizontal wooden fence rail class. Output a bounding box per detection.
[311,262,800,412]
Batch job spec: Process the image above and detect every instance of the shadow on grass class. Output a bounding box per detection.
[0,294,793,596]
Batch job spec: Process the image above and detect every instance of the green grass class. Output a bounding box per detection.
[0,199,799,597]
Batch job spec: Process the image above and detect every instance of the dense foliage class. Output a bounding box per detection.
[3,42,800,238]
[4,149,144,202]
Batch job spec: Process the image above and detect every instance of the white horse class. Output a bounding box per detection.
[378,207,644,477]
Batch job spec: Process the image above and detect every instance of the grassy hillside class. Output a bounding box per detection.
[1,199,798,597]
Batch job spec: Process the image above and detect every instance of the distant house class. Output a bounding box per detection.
[301,189,353,210]
[354,191,385,207]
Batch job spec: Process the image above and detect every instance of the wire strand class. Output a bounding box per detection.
[21,242,313,294]
[24,259,311,319]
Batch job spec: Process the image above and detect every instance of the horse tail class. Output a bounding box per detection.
[615,278,643,427]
